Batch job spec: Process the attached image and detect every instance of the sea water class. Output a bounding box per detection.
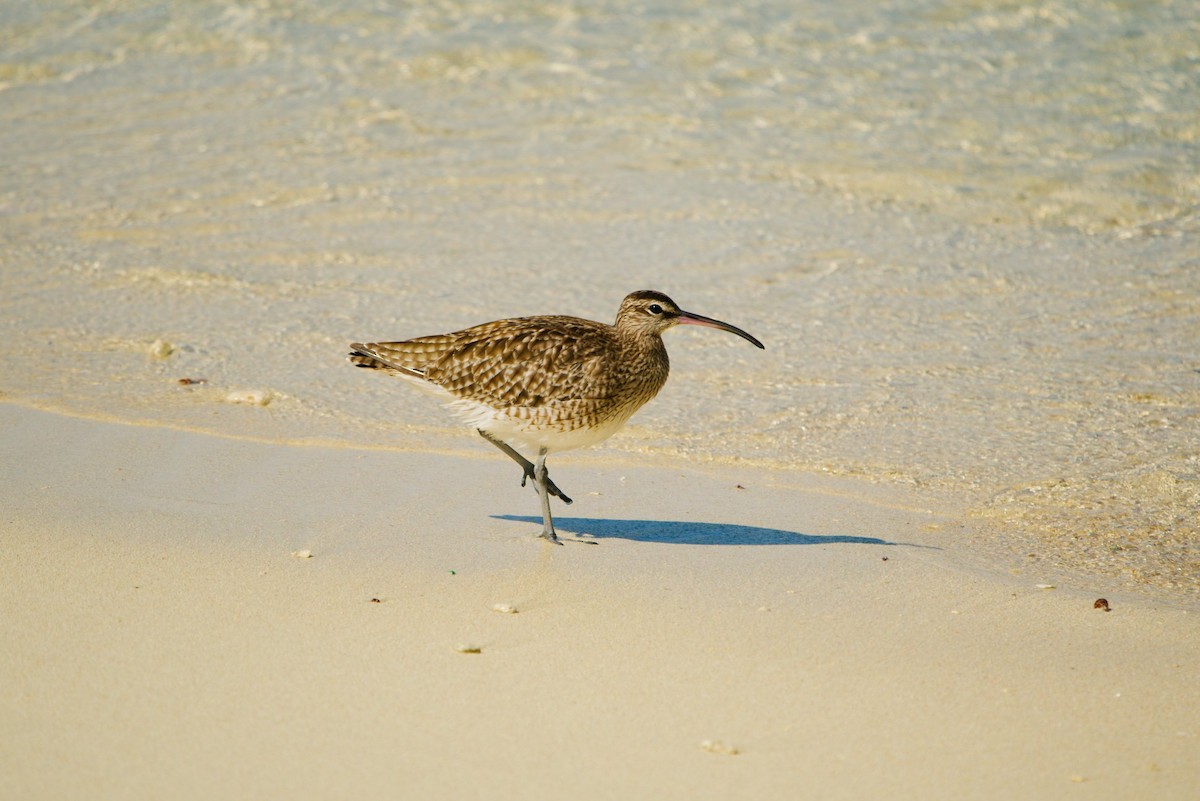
[1,0,1196,592]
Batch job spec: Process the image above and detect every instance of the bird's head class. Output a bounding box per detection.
[615,290,764,349]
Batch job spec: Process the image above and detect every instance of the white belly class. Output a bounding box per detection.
[449,397,640,455]
[392,371,651,456]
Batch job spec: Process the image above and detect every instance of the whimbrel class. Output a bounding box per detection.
[348,290,764,543]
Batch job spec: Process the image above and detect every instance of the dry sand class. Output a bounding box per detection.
[3,403,1197,800]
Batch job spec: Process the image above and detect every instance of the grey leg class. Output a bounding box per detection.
[476,430,573,504]
[533,448,561,544]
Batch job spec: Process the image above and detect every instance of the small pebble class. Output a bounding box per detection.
[291,549,313,559]
[492,603,517,614]
[226,389,272,406]
[148,339,174,359]
[700,740,740,756]
[1094,598,1111,611]
[455,644,482,654]
[1036,584,1056,590]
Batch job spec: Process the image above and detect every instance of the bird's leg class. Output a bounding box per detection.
[477,429,538,487]
[533,448,561,544]
[476,430,573,504]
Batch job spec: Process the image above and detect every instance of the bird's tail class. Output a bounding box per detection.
[347,343,424,378]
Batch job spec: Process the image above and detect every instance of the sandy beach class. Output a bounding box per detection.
[2,1,1198,797]
[3,403,1198,800]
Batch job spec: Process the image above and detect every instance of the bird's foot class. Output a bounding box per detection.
[548,476,573,505]
[538,529,564,546]
[520,464,572,504]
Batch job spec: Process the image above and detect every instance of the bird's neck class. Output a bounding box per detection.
[619,330,670,382]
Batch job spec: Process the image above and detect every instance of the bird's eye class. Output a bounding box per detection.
[647,303,664,315]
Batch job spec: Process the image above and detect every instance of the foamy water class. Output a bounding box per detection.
[1,0,1197,592]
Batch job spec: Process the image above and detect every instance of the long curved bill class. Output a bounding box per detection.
[676,310,765,349]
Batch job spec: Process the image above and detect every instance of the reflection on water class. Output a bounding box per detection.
[4,0,1196,231]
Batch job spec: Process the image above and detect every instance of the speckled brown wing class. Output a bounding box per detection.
[421,316,620,410]
[351,315,622,405]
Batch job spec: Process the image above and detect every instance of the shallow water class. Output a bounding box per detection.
[1,0,1197,593]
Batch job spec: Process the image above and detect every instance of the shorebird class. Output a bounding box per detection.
[348,290,764,543]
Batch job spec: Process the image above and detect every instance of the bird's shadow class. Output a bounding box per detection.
[494,515,916,547]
